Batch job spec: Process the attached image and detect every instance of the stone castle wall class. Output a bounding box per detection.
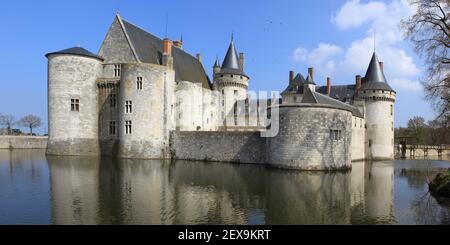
[47,54,102,156]
[170,131,266,164]
[0,136,48,149]
[117,63,175,159]
[267,104,353,170]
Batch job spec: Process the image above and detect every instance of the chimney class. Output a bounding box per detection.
[308,67,314,80]
[173,40,183,49]
[379,62,384,72]
[356,75,362,90]
[163,38,172,55]
[239,53,245,71]
[326,77,331,96]
[196,53,202,64]
[289,70,294,84]
[162,38,173,69]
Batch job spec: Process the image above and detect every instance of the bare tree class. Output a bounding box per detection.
[0,114,15,135]
[18,115,42,135]
[401,0,450,126]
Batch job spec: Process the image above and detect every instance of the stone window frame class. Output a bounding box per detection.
[329,129,342,141]
[114,64,121,77]
[71,99,80,112]
[125,100,132,114]
[125,120,132,134]
[137,76,143,90]
[110,94,117,107]
[109,120,116,136]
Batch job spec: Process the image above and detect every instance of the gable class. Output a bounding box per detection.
[98,17,137,63]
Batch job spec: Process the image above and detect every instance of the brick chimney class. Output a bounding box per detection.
[379,62,384,72]
[289,70,294,84]
[308,67,314,80]
[355,75,362,90]
[326,77,331,96]
[162,38,173,69]
[239,53,245,71]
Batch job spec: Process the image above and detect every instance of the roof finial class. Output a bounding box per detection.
[180,34,183,43]
[231,32,234,42]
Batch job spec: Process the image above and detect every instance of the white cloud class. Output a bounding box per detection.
[332,0,386,30]
[292,47,308,62]
[292,43,342,75]
[292,0,420,93]
[390,78,423,92]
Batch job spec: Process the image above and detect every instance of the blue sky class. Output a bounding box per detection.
[0,0,434,134]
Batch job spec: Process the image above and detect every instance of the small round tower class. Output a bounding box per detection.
[356,53,396,160]
[213,36,249,125]
[46,47,103,156]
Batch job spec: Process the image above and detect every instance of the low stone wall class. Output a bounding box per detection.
[170,131,266,164]
[0,136,48,149]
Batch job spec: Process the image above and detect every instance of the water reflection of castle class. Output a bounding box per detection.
[46,156,395,224]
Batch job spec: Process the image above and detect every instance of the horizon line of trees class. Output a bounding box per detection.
[395,116,450,145]
[0,113,43,136]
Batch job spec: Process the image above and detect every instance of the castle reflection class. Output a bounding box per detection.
[45,155,400,224]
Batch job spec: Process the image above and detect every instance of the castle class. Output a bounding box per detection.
[45,14,396,170]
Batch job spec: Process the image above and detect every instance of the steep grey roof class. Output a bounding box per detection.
[359,81,395,91]
[362,52,394,92]
[214,57,220,67]
[281,73,305,94]
[45,47,103,61]
[316,84,356,103]
[302,89,364,118]
[304,74,316,85]
[222,40,240,70]
[120,18,212,89]
[218,40,248,77]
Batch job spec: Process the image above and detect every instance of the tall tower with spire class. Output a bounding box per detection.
[213,35,250,125]
[356,52,396,160]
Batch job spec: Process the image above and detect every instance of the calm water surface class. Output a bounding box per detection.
[1,149,449,225]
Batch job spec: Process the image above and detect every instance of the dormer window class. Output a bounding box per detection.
[114,64,121,77]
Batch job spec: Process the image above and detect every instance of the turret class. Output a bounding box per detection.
[213,35,250,126]
[45,47,103,156]
[356,52,396,160]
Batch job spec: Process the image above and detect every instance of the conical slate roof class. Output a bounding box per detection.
[361,52,395,92]
[364,52,387,83]
[214,57,220,67]
[222,40,240,70]
[218,39,248,77]
[45,47,103,61]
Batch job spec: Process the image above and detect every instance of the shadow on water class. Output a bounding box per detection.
[1,149,450,224]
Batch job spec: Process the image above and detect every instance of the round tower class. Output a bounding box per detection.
[356,53,396,160]
[213,36,250,125]
[46,47,103,156]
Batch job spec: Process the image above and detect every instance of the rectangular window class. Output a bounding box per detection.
[222,90,224,95]
[71,99,79,112]
[109,121,116,136]
[330,130,342,141]
[114,64,121,77]
[137,77,143,90]
[126,100,132,113]
[390,104,393,116]
[125,120,132,134]
[234,90,238,96]
[110,94,116,107]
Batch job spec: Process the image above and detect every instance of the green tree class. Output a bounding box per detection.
[407,116,428,144]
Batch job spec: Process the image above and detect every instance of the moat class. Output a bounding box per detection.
[1,149,450,225]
